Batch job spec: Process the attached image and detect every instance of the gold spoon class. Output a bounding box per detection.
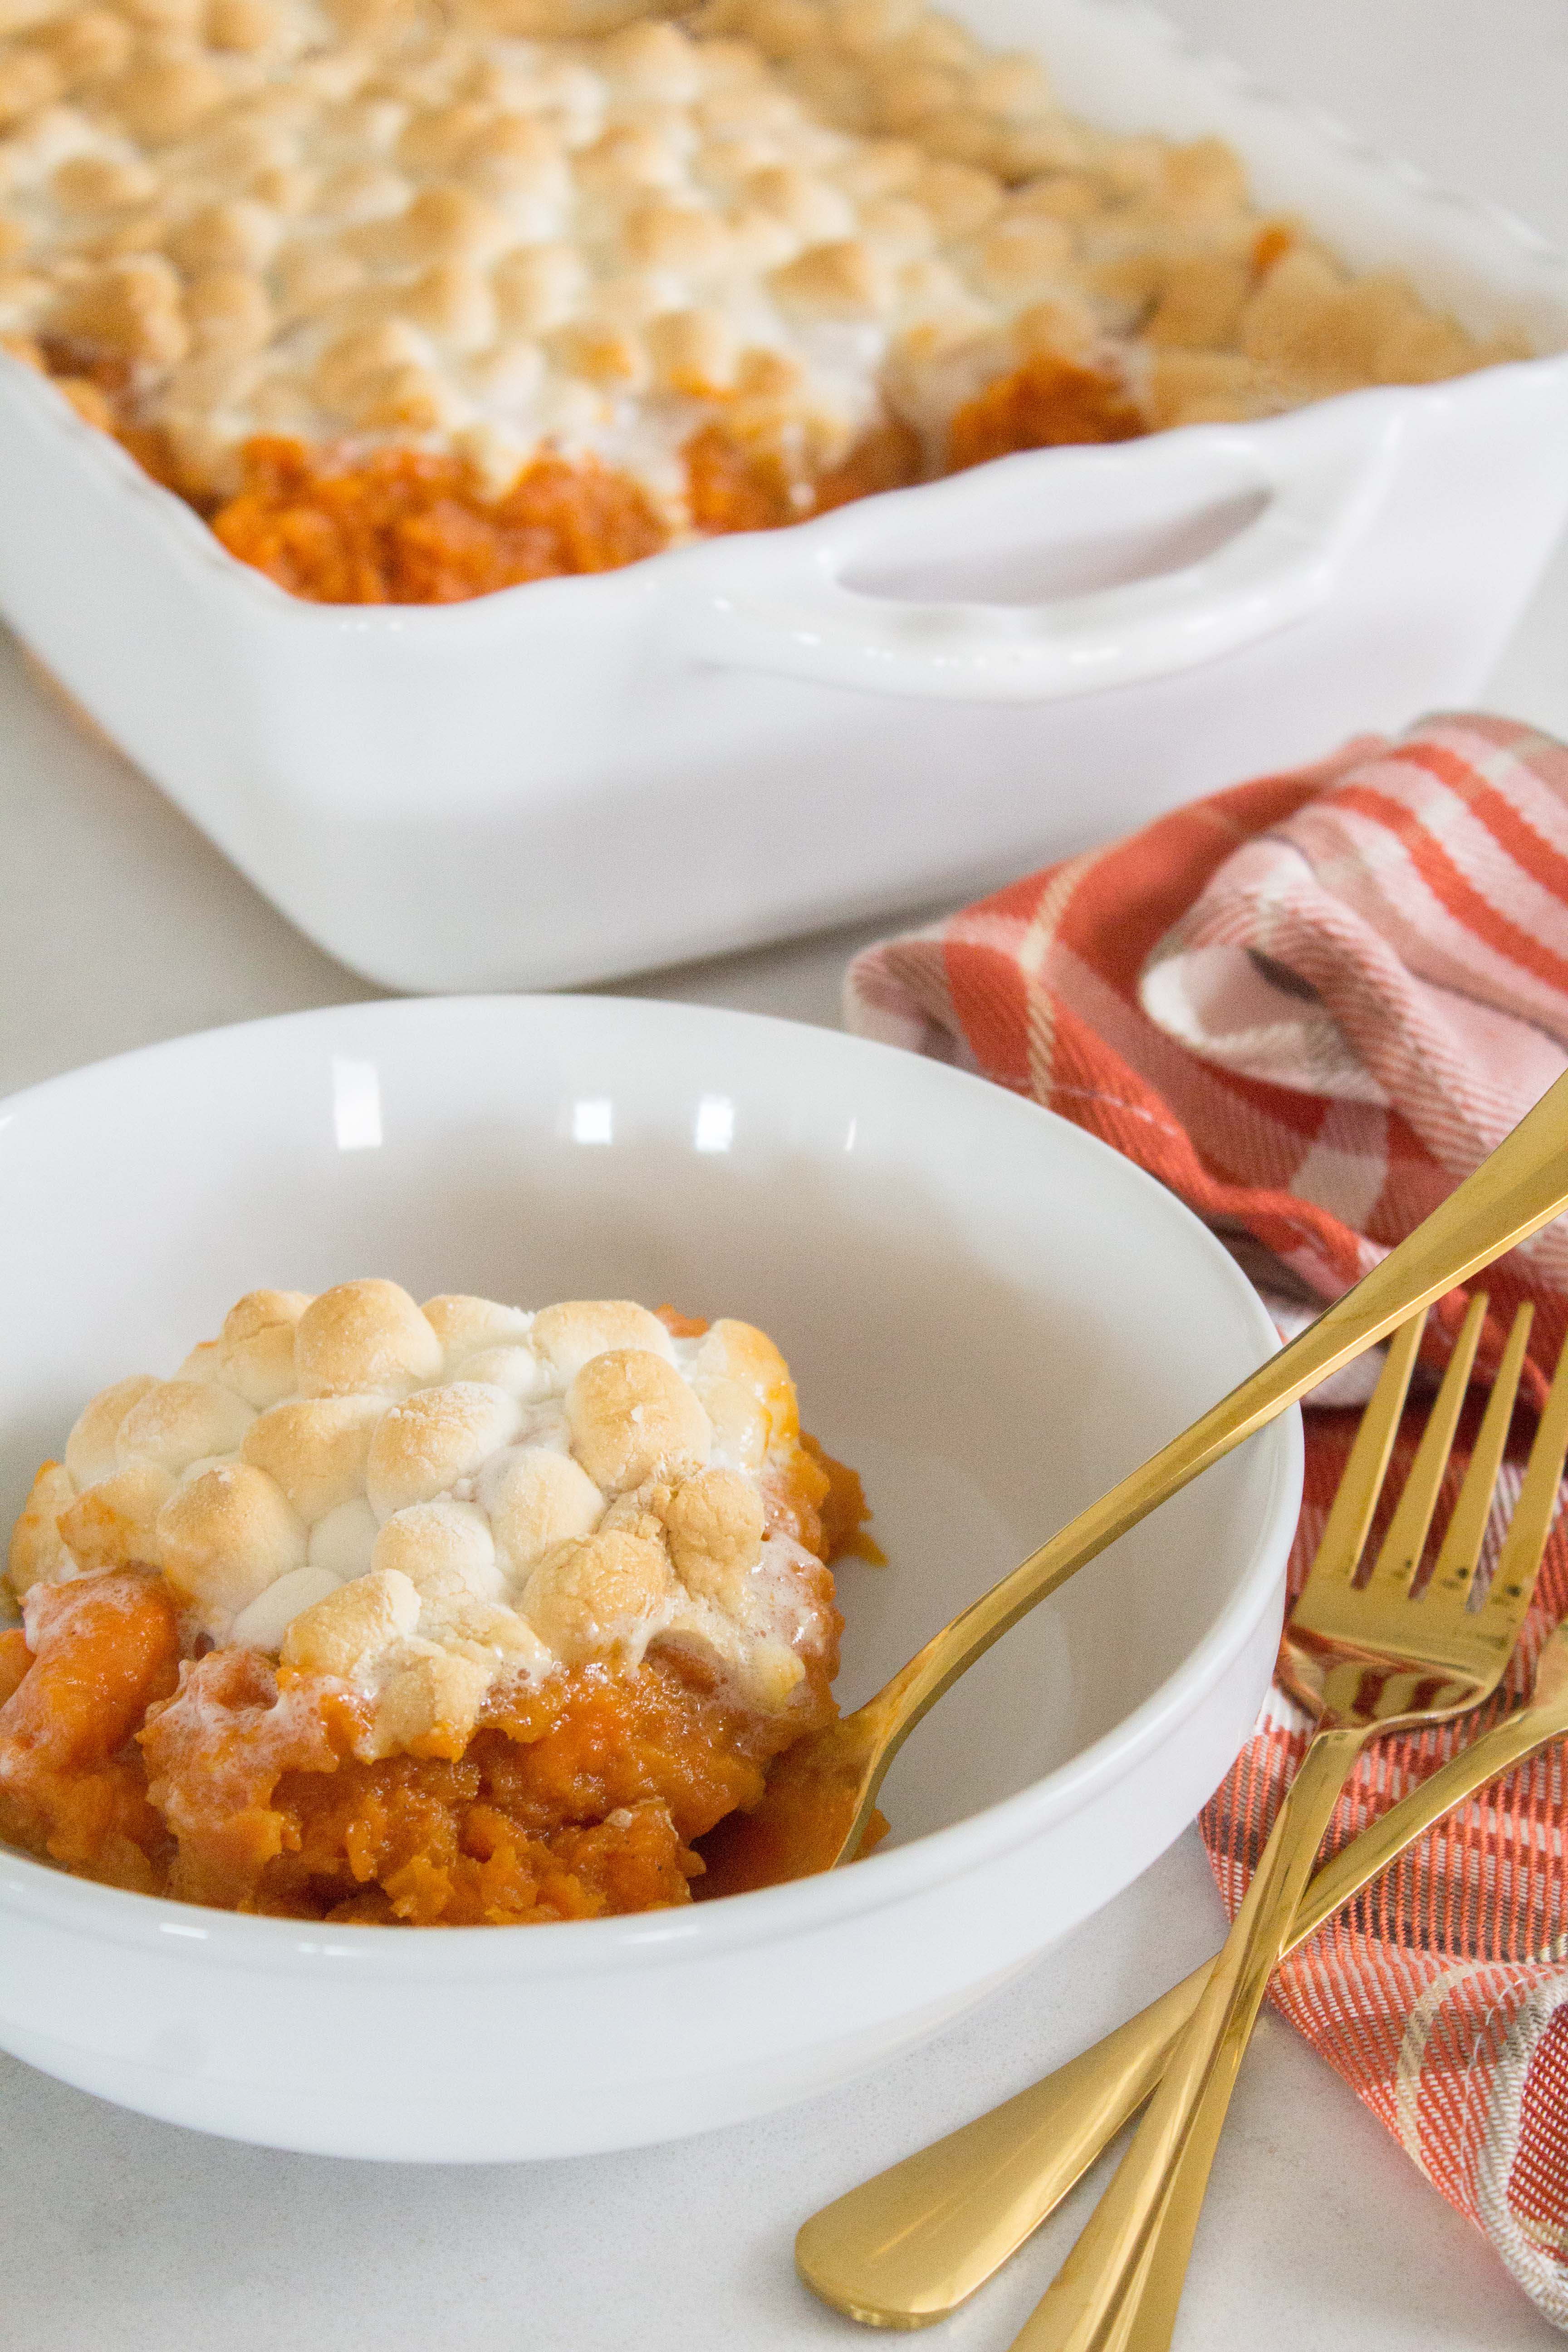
[699,1068,1568,1899]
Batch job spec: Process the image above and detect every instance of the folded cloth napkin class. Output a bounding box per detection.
[844,714,1568,2327]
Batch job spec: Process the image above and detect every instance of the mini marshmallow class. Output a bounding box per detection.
[6,1461,76,1596]
[663,1466,765,1609]
[418,1593,553,1675]
[364,1380,525,1520]
[566,1348,713,1491]
[371,1496,505,1601]
[222,1289,313,1341]
[230,1562,343,1650]
[421,1293,535,1371]
[64,1374,158,1490]
[691,1319,799,1439]
[691,1372,771,1468]
[531,1298,677,1386]
[281,1564,422,1677]
[212,1287,313,1406]
[114,1379,257,1476]
[366,1637,492,1758]
[307,1495,380,1578]
[294,1279,443,1398]
[157,1462,308,1617]
[450,1344,550,1400]
[520,1527,675,1662]
[483,1444,604,1574]
[736,1634,806,1708]
[242,1391,387,1524]
[58,1463,176,1574]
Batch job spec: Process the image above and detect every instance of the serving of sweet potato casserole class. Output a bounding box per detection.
[0,0,1524,600]
[0,1283,874,1923]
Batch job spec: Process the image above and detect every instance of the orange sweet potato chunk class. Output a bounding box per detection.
[947,352,1145,470]
[0,1627,34,1707]
[210,439,672,604]
[683,417,923,536]
[0,1571,180,1889]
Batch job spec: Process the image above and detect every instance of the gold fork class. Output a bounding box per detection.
[799,1300,1568,2330]
[700,1069,1568,1899]
[992,1294,1555,2352]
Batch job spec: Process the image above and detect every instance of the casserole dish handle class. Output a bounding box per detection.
[677,405,1406,704]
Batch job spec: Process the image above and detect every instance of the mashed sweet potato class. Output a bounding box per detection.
[9,328,1150,606]
[205,388,1133,605]
[206,416,932,605]
[198,380,1127,605]
[946,352,1146,471]
[0,1437,872,1924]
[209,438,672,606]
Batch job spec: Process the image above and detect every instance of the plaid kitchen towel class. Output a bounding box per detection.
[844,714,1568,2326]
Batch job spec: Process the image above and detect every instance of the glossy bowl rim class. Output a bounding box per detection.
[0,994,1302,1974]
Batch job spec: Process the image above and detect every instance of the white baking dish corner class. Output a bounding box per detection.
[2,0,1567,992]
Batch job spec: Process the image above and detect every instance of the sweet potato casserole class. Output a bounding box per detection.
[0,1283,874,1922]
[0,0,1525,601]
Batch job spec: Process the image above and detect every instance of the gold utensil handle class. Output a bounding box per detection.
[874,1068,1568,1767]
[1011,1725,1369,2352]
[795,1977,1200,2329]
[796,1639,1568,2329]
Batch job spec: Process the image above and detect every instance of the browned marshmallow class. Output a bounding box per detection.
[370,1496,505,1601]
[242,1392,388,1524]
[157,1461,307,1615]
[58,1463,176,1573]
[520,1526,675,1661]
[485,1445,603,1573]
[114,1378,257,1475]
[293,1279,443,1397]
[208,1287,312,1406]
[6,1462,76,1595]
[663,1466,766,1609]
[532,1298,677,1386]
[64,1373,159,1489]
[565,1348,713,1490]
[364,1380,524,1519]
[281,1563,421,1675]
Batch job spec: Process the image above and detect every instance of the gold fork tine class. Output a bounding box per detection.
[1365,1292,1489,1593]
[1423,1303,1534,1614]
[1299,1310,1426,1597]
[1004,1288,1541,2352]
[794,1302,1568,2338]
[1480,1319,1568,1632]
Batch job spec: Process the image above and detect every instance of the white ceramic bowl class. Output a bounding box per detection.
[0,996,1300,2161]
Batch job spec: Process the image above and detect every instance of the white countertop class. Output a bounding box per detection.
[4,3,1567,2343]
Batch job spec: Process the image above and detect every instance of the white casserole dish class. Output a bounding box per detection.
[1,0,1567,995]
[0,994,1299,2160]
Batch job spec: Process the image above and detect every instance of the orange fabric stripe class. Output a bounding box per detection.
[1332,781,1568,996]
[1389,740,1568,911]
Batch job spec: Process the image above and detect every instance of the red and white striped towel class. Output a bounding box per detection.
[845,715,1568,2327]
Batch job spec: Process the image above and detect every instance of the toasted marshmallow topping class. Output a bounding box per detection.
[6,1283,831,1755]
[0,0,1516,512]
